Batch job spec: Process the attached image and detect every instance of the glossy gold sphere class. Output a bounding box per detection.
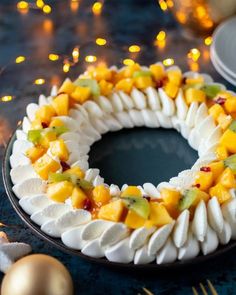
[1,254,73,295]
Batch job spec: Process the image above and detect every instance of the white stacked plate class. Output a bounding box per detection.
[211,16,236,86]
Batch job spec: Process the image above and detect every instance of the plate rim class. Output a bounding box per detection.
[3,129,236,270]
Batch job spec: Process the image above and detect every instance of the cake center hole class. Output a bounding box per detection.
[88,127,198,187]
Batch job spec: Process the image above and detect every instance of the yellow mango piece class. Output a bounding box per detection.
[143,220,154,229]
[35,105,56,125]
[99,80,113,96]
[217,114,233,131]
[209,104,225,122]
[40,131,57,149]
[34,154,60,180]
[123,63,141,78]
[164,82,179,99]
[121,186,142,197]
[161,188,181,207]
[65,166,85,179]
[52,94,69,116]
[149,202,173,227]
[58,78,76,94]
[71,187,87,209]
[49,139,69,162]
[71,86,91,103]
[185,88,206,105]
[134,76,153,90]
[92,185,111,206]
[98,199,124,222]
[185,76,204,85]
[225,97,236,113]
[216,91,232,99]
[216,144,229,160]
[149,64,165,81]
[190,189,210,207]
[193,171,213,191]
[30,119,42,130]
[217,167,236,189]
[220,129,236,153]
[115,78,134,94]
[49,118,64,128]
[167,70,182,86]
[124,210,146,229]
[208,161,225,181]
[25,146,46,163]
[209,183,232,204]
[90,66,112,81]
[47,181,74,202]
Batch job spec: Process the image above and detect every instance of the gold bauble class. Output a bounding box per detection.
[1,254,74,295]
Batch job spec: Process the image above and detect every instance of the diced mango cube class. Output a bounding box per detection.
[124,210,146,229]
[185,76,204,85]
[92,185,111,206]
[217,114,233,131]
[216,91,232,99]
[90,66,112,81]
[167,70,182,86]
[161,188,181,207]
[71,187,87,209]
[58,78,76,94]
[25,146,46,163]
[123,63,141,78]
[185,88,206,105]
[193,171,213,191]
[30,119,43,130]
[217,167,236,189]
[209,183,232,204]
[99,80,113,96]
[164,82,179,99]
[209,104,225,122]
[49,118,64,128]
[134,76,153,90]
[47,181,74,202]
[35,105,56,125]
[71,86,91,103]
[220,129,236,153]
[208,161,225,180]
[149,202,173,227]
[65,166,85,179]
[216,144,229,160]
[149,64,165,81]
[34,154,60,180]
[40,131,57,149]
[121,186,142,197]
[52,94,69,116]
[224,97,236,113]
[49,139,69,162]
[115,78,134,94]
[98,200,124,222]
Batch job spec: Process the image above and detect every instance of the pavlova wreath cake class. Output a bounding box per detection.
[9,62,236,264]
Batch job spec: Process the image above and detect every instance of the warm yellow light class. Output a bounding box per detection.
[189,61,199,72]
[128,45,141,53]
[163,58,174,66]
[72,47,80,62]
[96,38,107,46]
[15,56,26,64]
[166,0,174,8]
[43,4,51,14]
[17,1,29,10]
[123,58,135,66]
[85,55,97,63]
[1,96,13,102]
[159,0,168,11]
[34,78,45,85]
[204,36,213,46]
[92,2,103,15]
[48,54,59,61]
[43,19,53,32]
[156,30,166,41]
[188,48,201,62]
[63,63,70,73]
[36,0,44,8]
[70,0,79,12]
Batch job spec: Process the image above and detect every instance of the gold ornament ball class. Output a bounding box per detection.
[1,254,74,295]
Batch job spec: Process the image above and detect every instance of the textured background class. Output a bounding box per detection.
[0,0,236,294]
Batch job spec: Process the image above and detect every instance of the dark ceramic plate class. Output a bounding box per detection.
[3,128,236,270]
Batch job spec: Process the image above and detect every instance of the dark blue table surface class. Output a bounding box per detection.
[1,1,236,294]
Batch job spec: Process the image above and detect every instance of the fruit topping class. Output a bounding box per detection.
[201,84,221,99]
[122,196,150,219]
[74,78,100,98]
[178,188,209,211]
[224,154,236,173]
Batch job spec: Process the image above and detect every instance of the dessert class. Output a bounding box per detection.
[9,62,236,264]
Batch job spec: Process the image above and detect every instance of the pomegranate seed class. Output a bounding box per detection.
[143,195,151,202]
[215,97,226,105]
[60,161,71,171]
[200,166,211,172]
[156,80,163,89]
[194,183,201,188]
[41,122,48,128]
[182,77,187,84]
[83,198,92,211]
